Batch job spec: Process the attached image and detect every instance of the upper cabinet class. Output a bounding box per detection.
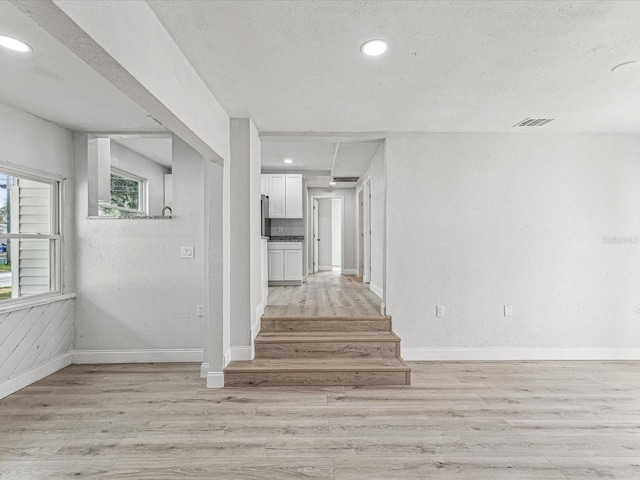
[285,174,303,218]
[264,173,302,219]
[260,174,269,196]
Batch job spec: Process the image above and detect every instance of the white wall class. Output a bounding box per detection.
[386,133,640,359]
[332,198,341,267]
[110,141,170,216]
[308,188,356,273]
[0,101,75,397]
[317,198,333,269]
[357,145,385,296]
[73,134,204,359]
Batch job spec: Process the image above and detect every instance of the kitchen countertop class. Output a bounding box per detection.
[268,235,304,242]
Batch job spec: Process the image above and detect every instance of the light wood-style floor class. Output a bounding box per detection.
[264,270,382,317]
[2,361,640,478]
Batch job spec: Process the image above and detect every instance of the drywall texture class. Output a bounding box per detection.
[317,198,333,269]
[308,188,356,272]
[332,198,342,266]
[249,120,263,331]
[385,133,640,352]
[74,134,204,352]
[50,0,230,162]
[110,141,170,216]
[358,146,385,294]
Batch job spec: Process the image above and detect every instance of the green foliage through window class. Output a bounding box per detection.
[110,173,140,211]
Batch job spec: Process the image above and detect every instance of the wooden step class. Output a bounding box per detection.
[260,316,391,332]
[255,331,400,358]
[224,357,411,387]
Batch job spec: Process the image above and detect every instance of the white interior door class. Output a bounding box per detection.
[312,198,319,274]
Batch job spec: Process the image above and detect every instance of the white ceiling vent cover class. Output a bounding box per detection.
[332,176,360,183]
[514,118,555,127]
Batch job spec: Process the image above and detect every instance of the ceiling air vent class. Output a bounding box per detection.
[332,177,360,183]
[514,117,555,127]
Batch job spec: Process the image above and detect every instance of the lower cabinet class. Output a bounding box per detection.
[268,242,302,283]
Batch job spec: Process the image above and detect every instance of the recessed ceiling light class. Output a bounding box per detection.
[284,158,293,164]
[612,61,640,73]
[361,39,387,57]
[0,35,32,53]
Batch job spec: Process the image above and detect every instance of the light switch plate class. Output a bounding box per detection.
[436,306,445,317]
[196,305,204,317]
[504,304,513,317]
[636,305,640,317]
[181,246,194,258]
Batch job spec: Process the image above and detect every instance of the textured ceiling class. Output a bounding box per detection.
[148,0,640,133]
[0,2,162,132]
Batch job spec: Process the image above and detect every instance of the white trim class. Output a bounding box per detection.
[206,371,224,388]
[380,303,386,316]
[252,303,264,340]
[370,282,383,299]
[0,293,75,315]
[224,348,231,367]
[402,348,640,362]
[72,348,203,364]
[200,362,210,378]
[343,269,358,275]
[231,346,253,361]
[0,353,71,399]
[318,266,333,271]
[310,193,345,276]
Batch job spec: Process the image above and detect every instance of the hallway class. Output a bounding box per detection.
[264,270,383,318]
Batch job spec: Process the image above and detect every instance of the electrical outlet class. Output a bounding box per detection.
[277,226,283,233]
[181,246,194,258]
[196,305,204,317]
[436,306,445,317]
[504,304,513,317]
[636,305,640,317]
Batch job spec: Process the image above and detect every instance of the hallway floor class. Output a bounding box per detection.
[264,270,383,317]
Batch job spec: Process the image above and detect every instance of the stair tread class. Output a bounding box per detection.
[256,331,399,343]
[225,356,411,373]
[261,316,388,321]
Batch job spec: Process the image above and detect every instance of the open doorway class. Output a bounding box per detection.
[311,196,343,273]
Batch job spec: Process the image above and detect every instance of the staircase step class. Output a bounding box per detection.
[224,357,411,387]
[260,316,391,332]
[255,331,400,358]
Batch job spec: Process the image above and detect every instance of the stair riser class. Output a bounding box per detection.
[261,319,390,332]
[255,341,399,359]
[225,370,410,387]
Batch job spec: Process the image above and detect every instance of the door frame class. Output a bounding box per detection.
[309,194,345,275]
[356,179,371,283]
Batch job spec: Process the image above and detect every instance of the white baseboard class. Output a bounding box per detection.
[402,347,640,362]
[252,303,264,341]
[380,303,386,316]
[343,269,358,276]
[206,371,224,388]
[318,266,332,271]
[231,346,253,361]
[0,353,72,399]
[224,348,231,367]
[72,348,203,364]
[200,362,209,378]
[369,282,383,299]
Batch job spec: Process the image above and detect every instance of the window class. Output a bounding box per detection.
[99,168,147,217]
[0,170,60,302]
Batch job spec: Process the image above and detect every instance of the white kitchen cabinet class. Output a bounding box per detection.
[284,249,303,280]
[284,174,303,218]
[264,174,302,219]
[268,174,286,218]
[268,249,284,281]
[268,242,303,284]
